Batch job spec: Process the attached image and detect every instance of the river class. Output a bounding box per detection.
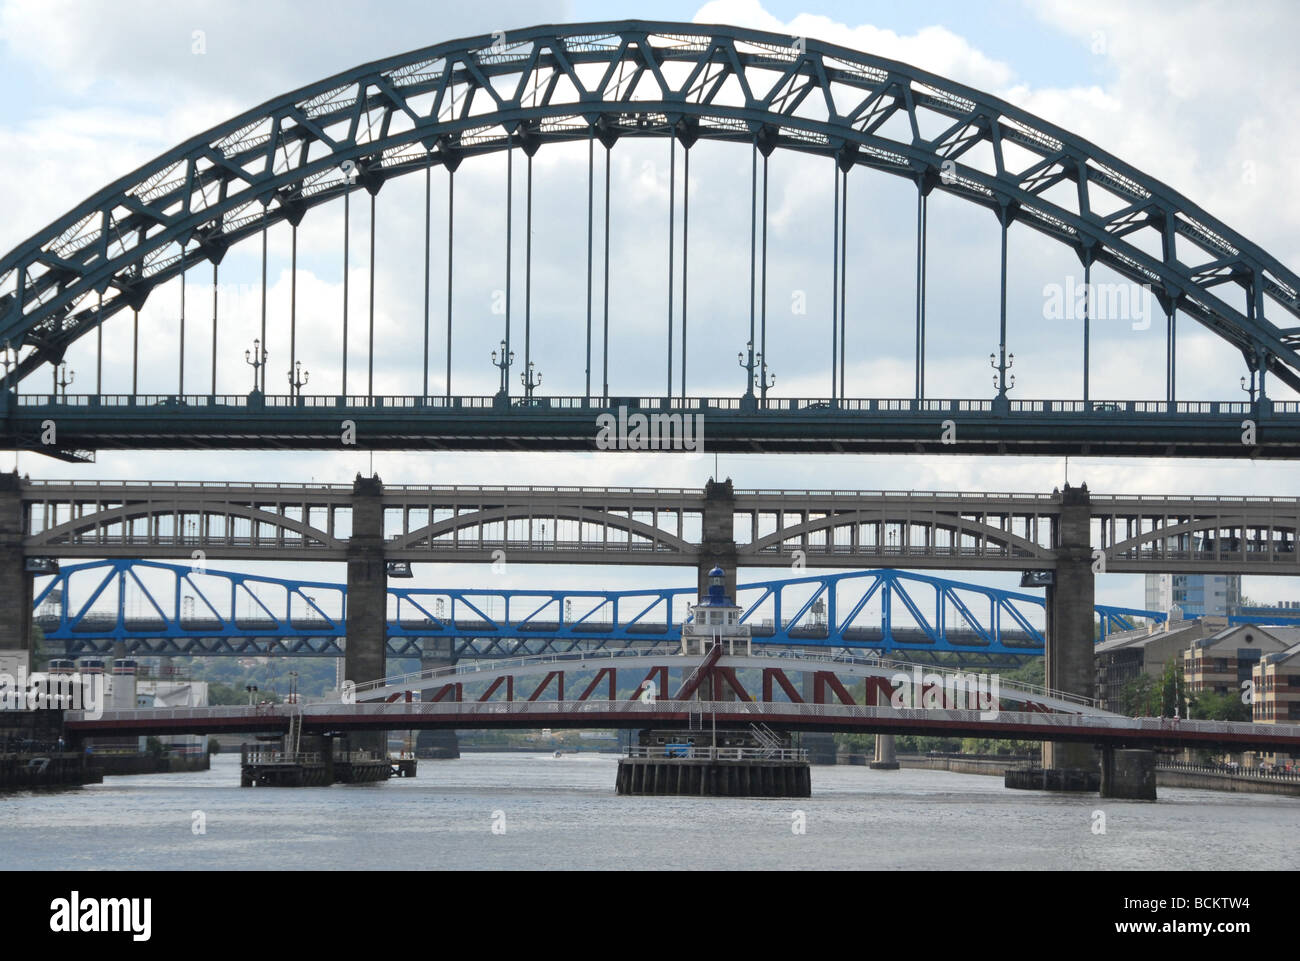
[3,753,1296,870]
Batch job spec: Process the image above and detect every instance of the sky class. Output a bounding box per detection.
[2,0,1299,616]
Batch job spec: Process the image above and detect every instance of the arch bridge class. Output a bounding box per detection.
[20,477,1300,574]
[3,21,1300,457]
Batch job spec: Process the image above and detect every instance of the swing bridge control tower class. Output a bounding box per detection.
[617,568,812,798]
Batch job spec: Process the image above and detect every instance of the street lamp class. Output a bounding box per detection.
[990,351,1015,395]
[520,360,542,399]
[738,340,775,399]
[288,360,309,397]
[491,340,514,396]
[244,339,268,392]
[54,362,74,399]
[1241,373,1257,403]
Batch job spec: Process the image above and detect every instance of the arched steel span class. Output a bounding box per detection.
[1,20,1299,395]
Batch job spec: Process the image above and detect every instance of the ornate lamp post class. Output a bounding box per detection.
[738,340,775,401]
[491,340,514,399]
[991,350,1016,396]
[520,360,542,399]
[54,362,75,399]
[288,360,309,397]
[244,339,268,392]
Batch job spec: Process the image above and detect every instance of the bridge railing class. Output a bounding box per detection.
[15,393,1293,418]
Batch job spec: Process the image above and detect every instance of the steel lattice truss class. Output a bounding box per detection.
[32,558,1160,660]
[2,20,1299,392]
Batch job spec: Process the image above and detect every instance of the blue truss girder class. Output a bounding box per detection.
[33,559,1164,658]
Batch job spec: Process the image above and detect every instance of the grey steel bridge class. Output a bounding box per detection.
[1,21,1299,458]
[18,477,1300,574]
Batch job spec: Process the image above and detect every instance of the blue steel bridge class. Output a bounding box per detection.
[2,21,1300,458]
[33,558,1160,665]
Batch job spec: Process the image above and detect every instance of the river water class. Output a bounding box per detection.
[3,753,1296,870]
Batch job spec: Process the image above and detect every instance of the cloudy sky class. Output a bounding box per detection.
[3,0,1299,615]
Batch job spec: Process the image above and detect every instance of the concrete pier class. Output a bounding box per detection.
[870,733,900,770]
[415,639,460,759]
[1100,748,1157,800]
[800,732,838,765]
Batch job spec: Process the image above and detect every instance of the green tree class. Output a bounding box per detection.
[208,682,250,706]
[1119,674,1159,717]
[1189,689,1251,722]
[1158,657,1188,718]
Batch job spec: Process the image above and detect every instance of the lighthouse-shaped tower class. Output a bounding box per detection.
[681,566,751,656]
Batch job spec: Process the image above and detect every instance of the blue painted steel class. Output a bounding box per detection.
[32,559,1163,658]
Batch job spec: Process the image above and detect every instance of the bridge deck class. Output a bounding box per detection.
[64,700,1300,752]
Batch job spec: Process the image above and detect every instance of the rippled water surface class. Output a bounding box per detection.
[3,753,1297,870]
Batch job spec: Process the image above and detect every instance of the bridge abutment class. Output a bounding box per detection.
[1043,484,1098,775]
[0,472,32,673]
[345,474,387,758]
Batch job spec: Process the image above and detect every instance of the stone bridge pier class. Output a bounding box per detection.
[1043,484,1098,776]
[344,474,388,759]
[0,471,32,673]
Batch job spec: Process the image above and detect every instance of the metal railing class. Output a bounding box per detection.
[26,478,1300,508]
[1155,760,1300,781]
[240,750,321,765]
[625,745,808,761]
[14,393,1293,418]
